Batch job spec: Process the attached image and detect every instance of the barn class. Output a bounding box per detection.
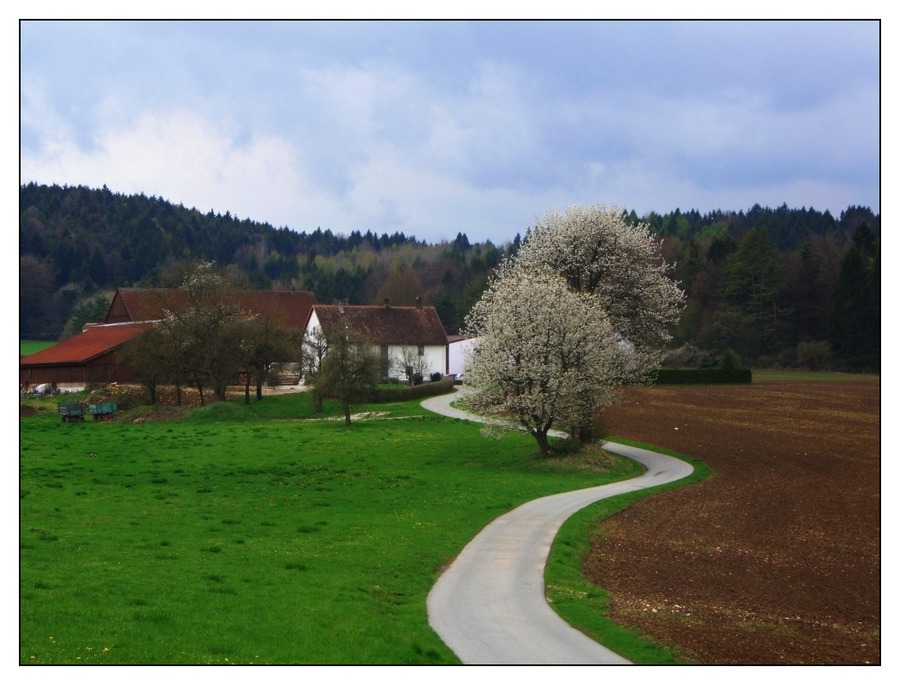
[19,322,150,391]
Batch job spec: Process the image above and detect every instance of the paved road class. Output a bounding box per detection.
[421,388,694,665]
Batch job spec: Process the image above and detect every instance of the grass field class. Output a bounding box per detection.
[20,390,649,665]
[20,340,56,356]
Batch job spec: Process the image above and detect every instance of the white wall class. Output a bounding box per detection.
[448,337,479,377]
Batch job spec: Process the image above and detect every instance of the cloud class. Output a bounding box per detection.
[19,20,880,244]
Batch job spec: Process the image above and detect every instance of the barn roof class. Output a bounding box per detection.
[106,288,317,329]
[311,304,448,346]
[19,323,149,367]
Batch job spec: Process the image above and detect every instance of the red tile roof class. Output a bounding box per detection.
[312,304,448,346]
[106,288,317,329]
[19,323,149,366]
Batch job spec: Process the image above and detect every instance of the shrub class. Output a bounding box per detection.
[661,344,716,369]
[718,347,742,371]
[373,375,456,401]
[796,340,832,370]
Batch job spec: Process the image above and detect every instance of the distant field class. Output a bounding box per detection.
[752,368,878,382]
[21,340,56,356]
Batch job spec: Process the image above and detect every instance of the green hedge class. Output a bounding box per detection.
[373,376,457,402]
[654,368,752,385]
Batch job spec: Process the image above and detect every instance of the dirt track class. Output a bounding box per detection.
[586,378,880,664]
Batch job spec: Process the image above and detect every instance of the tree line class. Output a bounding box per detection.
[20,183,879,371]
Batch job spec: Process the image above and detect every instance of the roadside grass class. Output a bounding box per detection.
[20,391,642,664]
[544,439,710,664]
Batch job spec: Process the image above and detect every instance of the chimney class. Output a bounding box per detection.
[384,298,390,310]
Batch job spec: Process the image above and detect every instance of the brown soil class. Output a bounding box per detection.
[585,377,880,665]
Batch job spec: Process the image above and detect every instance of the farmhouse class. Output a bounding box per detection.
[21,288,454,392]
[305,300,449,380]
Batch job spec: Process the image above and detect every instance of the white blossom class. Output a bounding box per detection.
[465,270,624,455]
[513,204,685,378]
[465,204,685,455]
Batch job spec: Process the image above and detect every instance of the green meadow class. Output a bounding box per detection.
[20,340,55,356]
[20,391,649,665]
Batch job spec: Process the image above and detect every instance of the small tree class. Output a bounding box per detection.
[157,262,244,404]
[302,325,330,412]
[234,313,299,403]
[313,327,380,426]
[465,270,625,456]
[119,324,173,405]
[392,346,429,385]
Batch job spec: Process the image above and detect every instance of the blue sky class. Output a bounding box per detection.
[19,18,880,245]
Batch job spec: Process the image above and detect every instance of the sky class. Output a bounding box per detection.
[18,17,881,246]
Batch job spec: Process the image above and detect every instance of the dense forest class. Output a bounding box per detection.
[20,183,880,371]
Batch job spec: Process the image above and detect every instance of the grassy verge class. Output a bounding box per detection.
[20,391,641,664]
[752,369,879,382]
[544,438,710,664]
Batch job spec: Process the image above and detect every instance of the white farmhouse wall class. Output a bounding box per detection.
[387,344,446,378]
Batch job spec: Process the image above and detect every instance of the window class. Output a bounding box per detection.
[418,345,425,356]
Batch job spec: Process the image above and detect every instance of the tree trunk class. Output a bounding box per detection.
[343,402,352,426]
[244,379,251,405]
[532,429,552,457]
[256,381,263,401]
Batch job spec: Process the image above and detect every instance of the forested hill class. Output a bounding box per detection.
[20,183,879,371]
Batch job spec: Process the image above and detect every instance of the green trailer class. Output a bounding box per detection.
[88,402,117,421]
[58,402,85,423]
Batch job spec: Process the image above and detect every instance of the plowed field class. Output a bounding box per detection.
[586,375,880,664]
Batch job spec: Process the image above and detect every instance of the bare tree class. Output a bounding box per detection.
[159,262,244,403]
[234,312,299,403]
[119,324,173,405]
[392,346,429,385]
[311,325,379,425]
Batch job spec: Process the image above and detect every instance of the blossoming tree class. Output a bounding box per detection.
[465,269,625,456]
[465,205,684,453]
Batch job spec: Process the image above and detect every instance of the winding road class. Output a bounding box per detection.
[421,388,694,665]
